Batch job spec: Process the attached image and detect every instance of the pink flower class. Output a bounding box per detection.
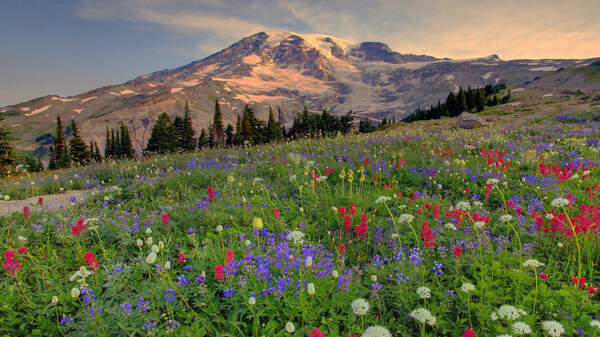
[461,329,475,337]
[214,264,224,282]
[17,247,26,254]
[273,208,280,219]
[177,253,186,263]
[84,252,98,271]
[23,206,30,219]
[38,197,43,206]
[161,213,170,228]
[309,327,325,337]
[3,250,22,277]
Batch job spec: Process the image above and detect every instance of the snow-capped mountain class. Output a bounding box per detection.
[3,31,599,153]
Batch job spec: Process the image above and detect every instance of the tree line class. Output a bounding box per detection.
[0,99,391,175]
[407,83,509,122]
[143,100,371,155]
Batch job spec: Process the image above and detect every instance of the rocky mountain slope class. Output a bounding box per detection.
[2,31,599,154]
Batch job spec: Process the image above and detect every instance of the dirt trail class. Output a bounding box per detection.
[0,190,89,217]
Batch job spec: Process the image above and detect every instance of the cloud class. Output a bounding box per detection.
[75,0,600,60]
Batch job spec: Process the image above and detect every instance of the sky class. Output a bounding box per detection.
[1,0,599,107]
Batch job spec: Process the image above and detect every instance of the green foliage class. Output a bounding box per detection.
[68,119,89,166]
[145,112,175,155]
[0,112,16,176]
[409,84,506,122]
[48,116,70,170]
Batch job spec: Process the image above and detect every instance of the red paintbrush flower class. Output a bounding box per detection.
[84,252,98,271]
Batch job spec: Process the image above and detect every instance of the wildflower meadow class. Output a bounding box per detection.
[1,110,600,337]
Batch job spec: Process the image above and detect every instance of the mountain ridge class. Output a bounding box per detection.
[2,31,599,154]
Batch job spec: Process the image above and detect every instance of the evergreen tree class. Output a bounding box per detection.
[181,102,196,151]
[49,116,70,169]
[93,141,102,163]
[104,126,112,159]
[277,107,286,136]
[0,112,16,176]
[69,119,88,166]
[474,89,486,112]
[172,116,185,152]
[110,128,117,158]
[208,122,215,148]
[212,100,225,146]
[225,124,235,147]
[240,105,253,144]
[234,113,243,146]
[198,128,208,149]
[145,112,174,154]
[119,121,135,158]
[266,106,283,142]
[465,86,474,111]
[455,87,468,115]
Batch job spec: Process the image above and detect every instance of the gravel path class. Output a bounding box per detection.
[0,190,89,217]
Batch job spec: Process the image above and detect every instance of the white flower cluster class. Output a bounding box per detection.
[551,197,569,208]
[512,322,532,335]
[351,298,370,315]
[486,178,500,185]
[375,196,391,204]
[410,308,436,326]
[285,322,295,333]
[474,221,485,230]
[416,286,431,299]
[522,259,544,268]
[316,175,328,183]
[492,305,527,321]
[444,223,457,230]
[591,320,600,329]
[454,201,472,211]
[460,283,475,293]
[398,214,415,223]
[499,214,513,223]
[286,231,305,245]
[541,321,565,337]
[362,326,392,337]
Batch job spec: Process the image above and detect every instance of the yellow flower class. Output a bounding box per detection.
[339,169,346,179]
[252,217,264,231]
[347,176,354,183]
[359,173,366,182]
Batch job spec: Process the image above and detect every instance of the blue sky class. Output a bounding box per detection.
[1,0,599,107]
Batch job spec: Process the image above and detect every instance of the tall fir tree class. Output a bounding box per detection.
[240,105,253,144]
[208,122,215,148]
[234,113,243,146]
[0,112,16,176]
[277,107,286,137]
[225,124,234,147]
[93,141,102,163]
[48,116,70,169]
[474,89,486,112]
[181,102,196,151]
[104,126,112,159]
[266,106,283,142]
[198,128,208,149]
[119,121,135,158]
[212,100,225,147]
[145,112,174,154]
[172,116,185,152]
[69,119,89,166]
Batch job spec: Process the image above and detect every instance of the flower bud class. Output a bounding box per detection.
[307,283,316,296]
[145,252,157,264]
[71,288,80,298]
[252,217,264,231]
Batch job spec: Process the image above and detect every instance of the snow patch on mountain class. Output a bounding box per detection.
[25,105,51,116]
